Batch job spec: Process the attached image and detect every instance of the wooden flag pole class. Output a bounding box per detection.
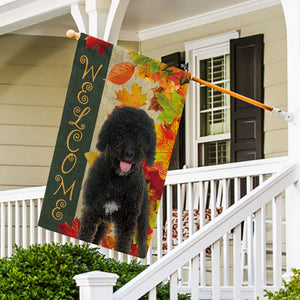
[66,29,80,40]
[66,29,293,122]
[191,76,293,122]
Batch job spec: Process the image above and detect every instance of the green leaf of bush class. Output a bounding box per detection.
[0,243,190,300]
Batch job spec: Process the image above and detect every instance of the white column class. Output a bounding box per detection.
[74,271,119,300]
[281,0,300,272]
[85,0,110,39]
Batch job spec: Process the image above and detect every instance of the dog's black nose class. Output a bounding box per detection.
[124,148,134,161]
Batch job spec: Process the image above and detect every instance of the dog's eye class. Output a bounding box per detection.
[119,125,126,134]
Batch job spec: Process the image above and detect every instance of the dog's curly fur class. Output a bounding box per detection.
[78,106,156,258]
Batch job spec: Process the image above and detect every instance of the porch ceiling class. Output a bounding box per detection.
[0,0,281,41]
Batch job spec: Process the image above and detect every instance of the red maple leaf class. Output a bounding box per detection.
[85,36,112,56]
[58,217,81,238]
[168,70,184,85]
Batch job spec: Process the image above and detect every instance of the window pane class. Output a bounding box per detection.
[199,54,230,138]
[198,140,230,167]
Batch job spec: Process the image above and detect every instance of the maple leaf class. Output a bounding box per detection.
[168,70,185,85]
[135,63,151,81]
[148,94,163,111]
[85,36,112,56]
[180,71,192,85]
[143,160,167,182]
[154,122,179,169]
[72,217,81,233]
[130,244,139,256]
[106,62,135,85]
[129,50,153,65]
[156,91,184,124]
[176,84,189,97]
[100,236,116,249]
[58,217,81,238]
[115,82,147,108]
[85,151,100,167]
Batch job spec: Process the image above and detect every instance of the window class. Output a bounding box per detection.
[185,31,239,167]
[198,54,230,166]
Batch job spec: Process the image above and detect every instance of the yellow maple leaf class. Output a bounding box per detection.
[115,82,147,108]
[85,151,100,167]
[135,63,151,81]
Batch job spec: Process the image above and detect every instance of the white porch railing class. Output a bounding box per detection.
[0,156,293,299]
[73,160,297,300]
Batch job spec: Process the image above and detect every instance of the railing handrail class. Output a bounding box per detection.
[165,156,288,185]
[0,186,46,202]
[0,157,287,202]
[114,162,298,300]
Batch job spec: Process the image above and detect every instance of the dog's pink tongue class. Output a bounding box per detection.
[120,161,132,172]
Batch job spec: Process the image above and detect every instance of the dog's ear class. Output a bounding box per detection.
[146,122,157,166]
[96,118,110,151]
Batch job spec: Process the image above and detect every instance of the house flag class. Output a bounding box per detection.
[38,33,191,258]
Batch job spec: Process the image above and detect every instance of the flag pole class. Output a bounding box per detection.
[66,29,80,40]
[191,76,293,122]
[66,29,293,122]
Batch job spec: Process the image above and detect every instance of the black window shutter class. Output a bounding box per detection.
[161,52,185,169]
[230,34,264,163]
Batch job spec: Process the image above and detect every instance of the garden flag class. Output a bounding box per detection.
[38,33,191,257]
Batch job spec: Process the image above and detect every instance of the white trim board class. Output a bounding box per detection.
[137,0,280,41]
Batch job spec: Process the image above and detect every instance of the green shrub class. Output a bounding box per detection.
[264,268,300,299]
[0,243,190,300]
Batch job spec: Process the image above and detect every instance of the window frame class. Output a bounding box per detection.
[185,31,239,167]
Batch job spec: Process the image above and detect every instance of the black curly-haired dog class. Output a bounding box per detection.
[78,106,156,258]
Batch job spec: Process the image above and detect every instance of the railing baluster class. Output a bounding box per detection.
[210,180,216,219]
[246,176,254,285]
[62,234,68,244]
[15,200,20,247]
[187,182,193,234]
[147,239,152,265]
[37,198,43,244]
[254,207,263,299]
[273,194,283,290]
[30,199,35,245]
[7,201,12,257]
[156,203,163,259]
[1,202,5,258]
[234,177,240,203]
[166,184,173,252]
[261,203,267,286]
[233,224,242,300]
[259,174,267,286]
[148,287,156,300]
[199,181,206,286]
[53,232,59,244]
[170,271,178,300]
[212,241,221,300]
[177,184,183,285]
[191,255,199,300]
[222,178,229,286]
[187,182,193,284]
[46,229,51,244]
[22,200,27,248]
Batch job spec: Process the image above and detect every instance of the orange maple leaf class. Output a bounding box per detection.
[154,120,179,168]
[100,236,116,249]
[106,62,135,85]
[115,82,147,108]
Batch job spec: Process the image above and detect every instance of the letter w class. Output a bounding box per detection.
[82,63,103,82]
